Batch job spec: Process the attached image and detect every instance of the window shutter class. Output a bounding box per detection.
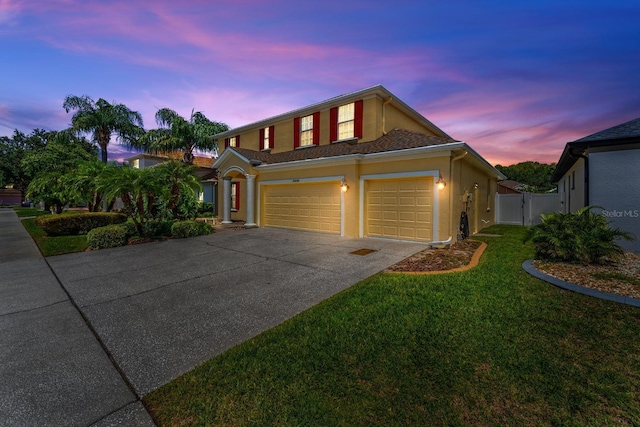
[225,138,229,148]
[354,100,364,139]
[293,117,300,148]
[330,107,338,142]
[236,135,240,148]
[269,125,275,149]
[313,112,320,145]
[259,128,265,149]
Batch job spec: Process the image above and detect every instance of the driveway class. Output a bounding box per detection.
[1,209,426,426]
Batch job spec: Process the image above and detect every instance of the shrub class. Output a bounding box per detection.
[198,202,215,215]
[145,219,175,237]
[171,220,214,239]
[87,224,129,250]
[525,206,634,265]
[35,212,127,236]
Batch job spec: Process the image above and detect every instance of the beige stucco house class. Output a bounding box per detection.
[213,85,505,244]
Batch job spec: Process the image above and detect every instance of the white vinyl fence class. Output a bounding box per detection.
[495,192,560,226]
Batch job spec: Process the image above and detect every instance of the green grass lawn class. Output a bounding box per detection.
[144,225,640,426]
[21,218,88,256]
[12,207,51,218]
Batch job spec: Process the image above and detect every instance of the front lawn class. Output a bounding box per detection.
[21,218,88,256]
[144,225,640,426]
[12,206,51,218]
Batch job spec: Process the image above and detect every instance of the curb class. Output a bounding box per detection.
[522,259,640,308]
[386,240,487,275]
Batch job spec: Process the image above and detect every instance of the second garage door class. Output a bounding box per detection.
[365,177,433,242]
[263,182,341,234]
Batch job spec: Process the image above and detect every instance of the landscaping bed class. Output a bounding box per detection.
[386,239,482,272]
[534,252,640,299]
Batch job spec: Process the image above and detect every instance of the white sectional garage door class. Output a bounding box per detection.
[263,182,341,234]
[365,177,433,242]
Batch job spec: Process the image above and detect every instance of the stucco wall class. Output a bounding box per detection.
[590,149,640,252]
[559,158,585,214]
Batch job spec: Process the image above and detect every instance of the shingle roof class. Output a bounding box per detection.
[232,129,456,165]
[575,117,640,143]
[129,151,214,167]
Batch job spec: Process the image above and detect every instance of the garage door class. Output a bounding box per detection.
[263,182,341,234]
[366,177,433,241]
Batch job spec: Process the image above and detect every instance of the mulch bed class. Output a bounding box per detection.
[386,239,482,272]
[534,253,640,299]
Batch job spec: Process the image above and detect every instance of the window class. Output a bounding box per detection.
[225,136,240,148]
[260,125,274,150]
[330,100,363,142]
[300,115,314,147]
[131,159,140,169]
[231,182,240,211]
[294,113,319,148]
[338,103,355,140]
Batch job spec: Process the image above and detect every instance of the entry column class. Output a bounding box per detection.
[244,174,257,227]
[222,176,232,224]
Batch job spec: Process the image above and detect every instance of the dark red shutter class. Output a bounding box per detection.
[312,112,320,145]
[235,135,240,148]
[330,107,338,142]
[225,138,229,148]
[259,128,265,149]
[269,125,275,149]
[293,117,300,148]
[234,182,240,210]
[354,100,364,139]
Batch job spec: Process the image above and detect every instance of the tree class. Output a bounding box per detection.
[135,108,228,164]
[495,161,557,193]
[0,129,48,199]
[23,130,98,213]
[63,95,144,163]
[61,160,109,212]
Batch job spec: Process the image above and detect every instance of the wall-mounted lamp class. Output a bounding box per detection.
[340,178,349,192]
[473,182,479,189]
[436,174,446,190]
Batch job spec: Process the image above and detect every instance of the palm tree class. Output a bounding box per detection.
[63,95,144,163]
[136,108,228,164]
[157,160,202,214]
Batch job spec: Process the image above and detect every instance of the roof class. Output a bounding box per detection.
[552,117,640,182]
[213,85,451,140]
[231,129,456,165]
[498,180,525,191]
[125,151,215,168]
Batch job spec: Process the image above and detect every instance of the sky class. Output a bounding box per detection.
[1,0,639,166]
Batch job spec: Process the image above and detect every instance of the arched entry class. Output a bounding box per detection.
[221,166,256,227]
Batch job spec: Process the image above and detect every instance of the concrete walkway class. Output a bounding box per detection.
[1,208,426,425]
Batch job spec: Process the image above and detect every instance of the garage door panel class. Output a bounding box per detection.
[366,177,433,242]
[264,182,341,234]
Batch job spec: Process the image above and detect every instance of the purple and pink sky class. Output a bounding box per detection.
[1,0,639,166]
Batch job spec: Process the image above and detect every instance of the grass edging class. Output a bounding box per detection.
[523,259,640,308]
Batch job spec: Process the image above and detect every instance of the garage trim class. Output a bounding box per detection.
[359,170,439,242]
[258,176,345,236]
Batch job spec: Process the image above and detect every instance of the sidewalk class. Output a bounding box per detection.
[0,209,154,426]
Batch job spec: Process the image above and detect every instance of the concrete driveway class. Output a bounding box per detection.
[1,209,426,426]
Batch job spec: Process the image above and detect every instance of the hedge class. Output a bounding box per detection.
[87,224,130,250]
[35,212,127,236]
[171,220,214,239]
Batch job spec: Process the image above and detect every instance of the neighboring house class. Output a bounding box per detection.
[0,187,22,205]
[126,152,218,210]
[497,180,526,194]
[551,117,640,252]
[212,85,505,244]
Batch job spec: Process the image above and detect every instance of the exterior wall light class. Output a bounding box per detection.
[436,174,446,190]
[340,178,349,192]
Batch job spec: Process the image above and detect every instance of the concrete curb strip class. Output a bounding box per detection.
[522,259,640,308]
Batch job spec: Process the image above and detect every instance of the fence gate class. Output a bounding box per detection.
[495,192,560,226]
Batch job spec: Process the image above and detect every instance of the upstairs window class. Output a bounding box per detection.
[338,103,355,140]
[293,113,320,148]
[300,115,314,147]
[260,125,274,150]
[225,136,240,148]
[330,100,363,142]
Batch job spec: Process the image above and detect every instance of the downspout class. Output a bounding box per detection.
[570,147,589,206]
[449,150,468,242]
[382,96,392,135]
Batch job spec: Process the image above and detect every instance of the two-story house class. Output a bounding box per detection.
[213,85,505,244]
